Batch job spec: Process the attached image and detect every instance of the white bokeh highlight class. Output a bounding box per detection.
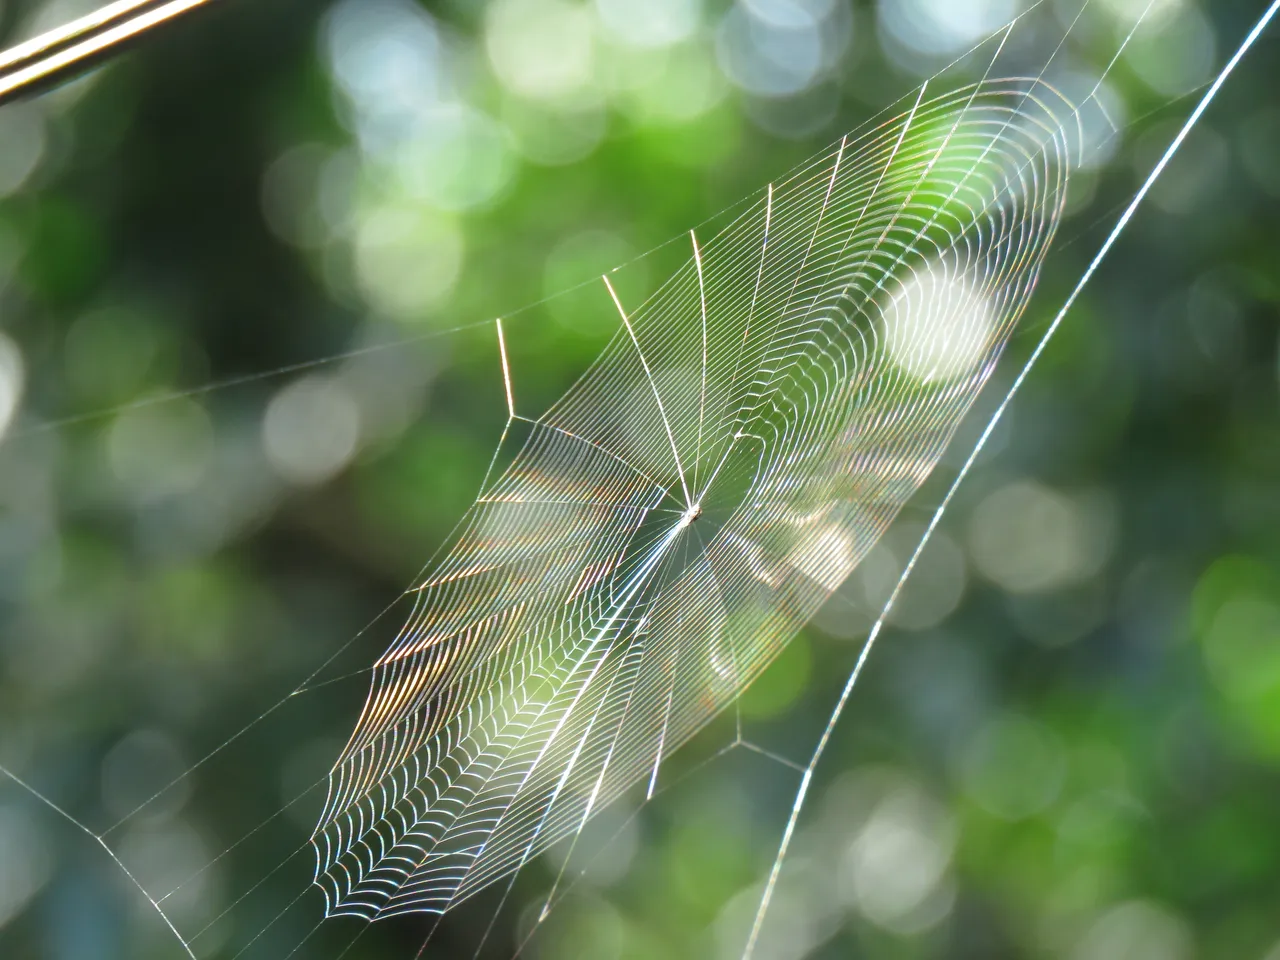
[884,262,994,383]
[0,334,24,440]
[262,375,361,486]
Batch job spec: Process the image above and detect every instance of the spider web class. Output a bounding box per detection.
[312,77,1073,921]
[1,2,1276,958]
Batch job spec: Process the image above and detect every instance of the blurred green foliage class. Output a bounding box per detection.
[0,1,1279,959]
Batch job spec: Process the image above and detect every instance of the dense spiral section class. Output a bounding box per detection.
[313,78,1075,918]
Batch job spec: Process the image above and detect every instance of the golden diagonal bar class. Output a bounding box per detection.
[0,0,223,106]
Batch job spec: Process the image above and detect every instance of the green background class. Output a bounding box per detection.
[0,1,1278,958]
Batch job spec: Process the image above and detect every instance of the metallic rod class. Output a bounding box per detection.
[0,0,221,106]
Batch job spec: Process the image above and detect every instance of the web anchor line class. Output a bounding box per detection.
[0,763,198,960]
[496,317,516,420]
[740,3,1280,957]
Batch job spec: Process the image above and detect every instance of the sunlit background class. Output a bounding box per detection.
[1,0,1279,958]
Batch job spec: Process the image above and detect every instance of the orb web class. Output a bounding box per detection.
[312,77,1075,920]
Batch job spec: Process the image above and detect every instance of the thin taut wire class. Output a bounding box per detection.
[0,0,222,106]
